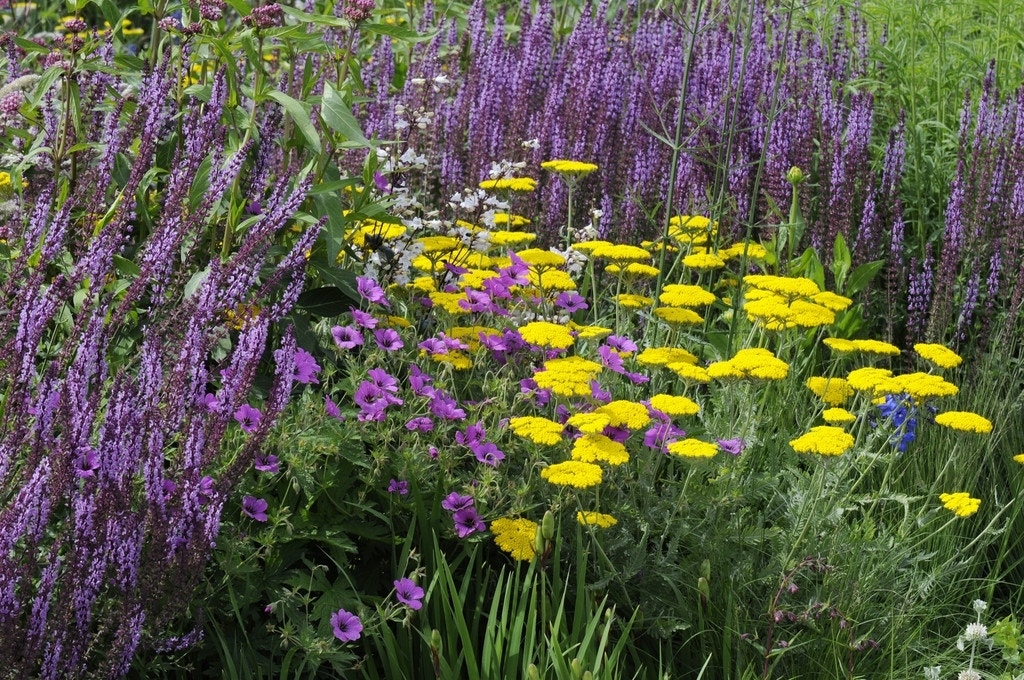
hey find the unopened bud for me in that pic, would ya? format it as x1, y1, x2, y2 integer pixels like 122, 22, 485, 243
430, 629, 442, 654
786, 166, 805, 186
570, 658, 584, 679
527, 664, 541, 680
542, 509, 555, 540
700, 559, 711, 582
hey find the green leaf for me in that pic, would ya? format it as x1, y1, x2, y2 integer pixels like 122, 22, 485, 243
831, 232, 851, 290
846, 259, 885, 296
295, 286, 355, 318
362, 22, 433, 42
321, 82, 370, 148
266, 89, 322, 154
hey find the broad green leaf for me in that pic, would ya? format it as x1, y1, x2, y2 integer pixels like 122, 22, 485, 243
362, 22, 433, 42
266, 89, 322, 154
321, 82, 370, 148
847, 259, 885, 296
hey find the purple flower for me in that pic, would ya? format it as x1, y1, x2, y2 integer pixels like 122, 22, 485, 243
331, 609, 363, 642
598, 345, 625, 373
716, 438, 746, 455
452, 506, 486, 538
367, 368, 401, 395
388, 479, 409, 495
351, 309, 379, 330
405, 416, 434, 432
332, 325, 364, 350
373, 327, 404, 351
242, 495, 269, 522
456, 422, 486, 447
606, 335, 638, 353
254, 454, 279, 473
644, 422, 687, 453
202, 392, 221, 412
442, 492, 475, 513
555, 291, 589, 312
394, 577, 424, 610
589, 380, 611, 403
198, 476, 216, 501
325, 396, 345, 420
234, 404, 262, 433
356, 276, 390, 307
292, 348, 321, 384
418, 337, 448, 354
373, 171, 391, 193
428, 391, 466, 420
625, 371, 649, 385
409, 364, 434, 396
470, 441, 505, 466
75, 446, 100, 478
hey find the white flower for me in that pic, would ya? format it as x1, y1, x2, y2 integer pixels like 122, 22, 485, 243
521, 138, 540, 149
957, 670, 981, 680
972, 599, 988, 615
964, 622, 988, 642
923, 667, 941, 680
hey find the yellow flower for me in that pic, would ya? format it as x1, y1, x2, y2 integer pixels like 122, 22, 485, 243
568, 323, 613, 341
479, 177, 537, 192
846, 367, 894, 392
417, 235, 462, 253
683, 252, 726, 270
529, 269, 577, 291
812, 291, 853, 312
806, 376, 854, 406
491, 518, 538, 561
595, 400, 651, 429
1014, 453, 1024, 464
659, 284, 716, 307
614, 293, 654, 308
428, 291, 471, 315
721, 241, 767, 260
824, 338, 900, 356
636, 346, 698, 367
939, 492, 981, 517
654, 307, 704, 325
540, 460, 603, 488
572, 434, 629, 466
577, 511, 617, 528
648, 394, 700, 417
519, 321, 576, 349
914, 343, 963, 369
668, 214, 716, 235
508, 416, 564, 445
873, 372, 958, 400
431, 351, 473, 370
591, 243, 652, 262
934, 411, 993, 434
491, 212, 532, 228
667, 438, 718, 459
605, 262, 660, 277
668, 362, 711, 383
789, 426, 855, 456
744, 274, 821, 298
541, 159, 598, 176
822, 407, 856, 424
490, 231, 537, 247
571, 240, 614, 254
709, 348, 789, 381
534, 356, 603, 397
566, 412, 612, 434
516, 248, 566, 268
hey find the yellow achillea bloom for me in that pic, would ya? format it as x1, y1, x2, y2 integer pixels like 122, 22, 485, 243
605, 262, 661, 277
571, 240, 614, 254
1014, 453, 1024, 464
568, 322, 613, 341
577, 511, 617, 528
669, 214, 716, 234
417, 235, 462, 253
430, 351, 473, 370
492, 213, 532, 228
566, 412, 612, 434
648, 394, 700, 417
934, 411, 993, 434
683, 252, 726, 270
708, 348, 790, 381
721, 242, 768, 260
591, 243, 652, 261
572, 434, 629, 465
516, 248, 566, 267
659, 284, 716, 307
508, 416, 564, 445
614, 293, 654, 308
479, 177, 537, 192
806, 376, 855, 406
490, 518, 538, 561
529, 268, 577, 291
637, 347, 698, 366
541, 159, 599, 175
824, 338, 901, 356
789, 426, 855, 455
812, 291, 853, 312
458, 269, 501, 290
534, 357, 603, 397
744, 274, 821, 298
595, 400, 651, 429
914, 343, 963, 369
519, 321, 576, 349
489, 230, 537, 247
540, 460, 603, 487
822, 408, 856, 424
667, 439, 718, 459
846, 367, 894, 392
669, 362, 711, 383
429, 291, 471, 315
939, 492, 981, 517
873, 372, 958, 400
654, 307, 704, 325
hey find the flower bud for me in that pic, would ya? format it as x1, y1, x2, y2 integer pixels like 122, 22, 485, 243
542, 509, 555, 540
570, 658, 584, 678
786, 166, 805, 185
430, 628, 442, 654
527, 664, 541, 680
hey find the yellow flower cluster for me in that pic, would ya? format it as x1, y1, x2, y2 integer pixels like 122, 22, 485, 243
824, 338, 901, 356
668, 215, 717, 241
508, 416, 564, 445
540, 460, 603, 488
653, 307, 704, 325
659, 284, 717, 308
577, 511, 618, 528
594, 400, 651, 429
614, 293, 654, 308
519, 321, 576, 349
572, 434, 630, 466
872, 372, 958, 400
490, 230, 537, 247
605, 262, 660, 277
667, 439, 718, 459
566, 412, 611, 433
648, 393, 700, 417
636, 346, 698, 367
479, 177, 538, 192
822, 407, 856, 424
492, 213, 532, 228
846, 367, 893, 392
934, 411, 993, 434
789, 426, 855, 456
914, 343, 963, 369
939, 492, 981, 517
805, 376, 855, 406
683, 252, 726, 270
515, 248, 566, 268
590, 243, 652, 262
490, 518, 538, 561
533, 356, 603, 397
540, 159, 599, 175
707, 348, 790, 381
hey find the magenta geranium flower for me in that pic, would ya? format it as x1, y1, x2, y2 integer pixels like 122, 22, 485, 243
356, 276, 390, 307
394, 577, 424, 610
373, 327, 404, 351
388, 479, 409, 495
351, 309, 379, 329
292, 348, 321, 384
452, 506, 485, 538
242, 495, 269, 522
234, 404, 262, 433
254, 454, 279, 473
331, 609, 363, 642
331, 325, 364, 350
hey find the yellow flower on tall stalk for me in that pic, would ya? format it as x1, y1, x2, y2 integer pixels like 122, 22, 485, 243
614, 293, 653, 308
606, 262, 660, 277
914, 343, 963, 369
566, 412, 612, 434
939, 492, 981, 517
508, 416, 565, 445
519, 321, 575, 349
516, 248, 567, 268
540, 460, 603, 488
479, 177, 537, 192
822, 408, 856, 424
541, 159, 599, 175
659, 284, 716, 307
806, 376, 855, 406
934, 411, 993, 434
667, 439, 718, 459
873, 372, 958, 400
846, 367, 894, 392
744, 274, 821, 298
491, 518, 538, 561
824, 338, 900, 356
789, 426, 855, 456
534, 356, 603, 397
648, 394, 700, 417
577, 511, 617, 528
636, 346, 698, 367
590, 243, 652, 262
595, 400, 651, 429
669, 362, 711, 383
683, 252, 726, 270
654, 307, 704, 325
571, 434, 629, 466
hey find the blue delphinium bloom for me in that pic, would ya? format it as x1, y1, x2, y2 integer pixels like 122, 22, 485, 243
876, 394, 918, 452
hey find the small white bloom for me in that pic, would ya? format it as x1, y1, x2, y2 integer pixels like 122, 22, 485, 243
432, 74, 450, 86
957, 670, 981, 680
972, 599, 988, 615
964, 622, 988, 642
923, 667, 941, 680
410, 77, 426, 86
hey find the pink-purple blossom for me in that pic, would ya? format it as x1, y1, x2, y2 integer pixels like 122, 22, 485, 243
452, 506, 485, 538
332, 325, 364, 349
292, 348, 321, 384
394, 577, 425, 610
234, 404, 262, 433
331, 609, 363, 642
242, 495, 269, 522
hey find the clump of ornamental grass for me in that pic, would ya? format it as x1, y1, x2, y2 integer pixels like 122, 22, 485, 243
0, 24, 321, 678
